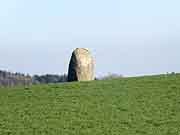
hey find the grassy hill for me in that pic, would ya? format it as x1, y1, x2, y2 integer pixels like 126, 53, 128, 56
0, 74, 180, 135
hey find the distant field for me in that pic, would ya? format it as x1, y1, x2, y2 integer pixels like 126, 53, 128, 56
0, 74, 180, 135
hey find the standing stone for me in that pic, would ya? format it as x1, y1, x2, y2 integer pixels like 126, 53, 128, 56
68, 48, 94, 82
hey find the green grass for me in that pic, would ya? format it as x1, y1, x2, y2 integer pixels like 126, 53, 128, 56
0, 74, 180, 135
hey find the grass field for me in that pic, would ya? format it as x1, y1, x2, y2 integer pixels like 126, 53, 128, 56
0, 74, 180, 135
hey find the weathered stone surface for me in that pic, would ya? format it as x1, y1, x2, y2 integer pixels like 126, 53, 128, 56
68, 48, 94, 82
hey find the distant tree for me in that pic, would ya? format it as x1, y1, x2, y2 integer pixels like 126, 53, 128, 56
97, 73, 123, 80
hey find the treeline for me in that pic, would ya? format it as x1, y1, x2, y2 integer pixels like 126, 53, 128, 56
0, 70, 32, 87
0, 70, 123, 87
0, 70, 68, 87
32, 74, 67, 84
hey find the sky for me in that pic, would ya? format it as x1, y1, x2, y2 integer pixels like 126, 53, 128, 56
0, 0, 180, 77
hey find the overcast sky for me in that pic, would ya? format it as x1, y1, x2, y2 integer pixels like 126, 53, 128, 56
0, 0, 180, 77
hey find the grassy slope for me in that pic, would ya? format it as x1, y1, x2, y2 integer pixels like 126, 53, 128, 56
0, 74, 180, 135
